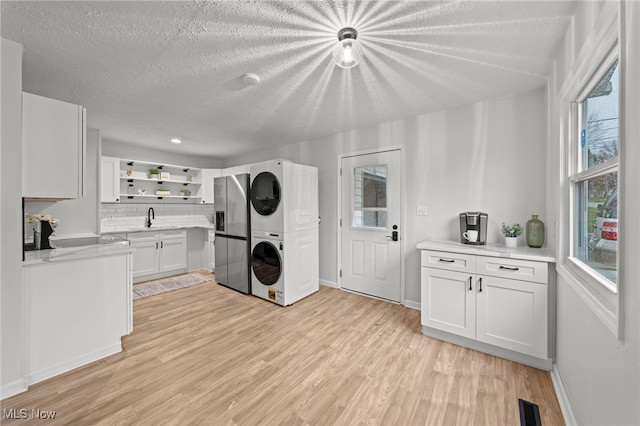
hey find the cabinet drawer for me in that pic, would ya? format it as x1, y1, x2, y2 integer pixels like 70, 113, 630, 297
477, 256, 547, 284
126, 231, 156, 242
421, 250, 476, 273
159, 229, 186, 240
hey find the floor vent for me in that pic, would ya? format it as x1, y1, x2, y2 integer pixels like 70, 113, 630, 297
519, 399, 542, 426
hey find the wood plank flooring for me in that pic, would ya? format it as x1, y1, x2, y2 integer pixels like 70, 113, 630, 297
1, 271, 564, 425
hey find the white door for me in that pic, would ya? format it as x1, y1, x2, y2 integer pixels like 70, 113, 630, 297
340, 150, 402, 302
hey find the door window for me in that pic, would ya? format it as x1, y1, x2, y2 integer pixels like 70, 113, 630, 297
251, 242, 281, 285
251, 172, 281, 216
353, 165, 387, 228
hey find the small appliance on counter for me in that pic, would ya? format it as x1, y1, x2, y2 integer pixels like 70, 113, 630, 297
459, 211, 488, 245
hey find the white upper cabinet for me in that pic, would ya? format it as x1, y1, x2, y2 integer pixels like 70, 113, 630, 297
100, 156, 120, 203
22, 92, 86, 199
200, 168, 222, 204
221, 165, 250, 177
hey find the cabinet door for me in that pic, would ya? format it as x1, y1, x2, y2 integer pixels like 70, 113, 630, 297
421, 268, 475, 339
100, 156, 120, 202
129, 240, 159, 278
476, 275, 547, 359
159, 236, 187, 273
200, 168, 221, 203
22, 92, 85, 199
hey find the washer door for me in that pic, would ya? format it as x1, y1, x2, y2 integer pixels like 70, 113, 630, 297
251, 172, 281, 216
251, 241, 282, 286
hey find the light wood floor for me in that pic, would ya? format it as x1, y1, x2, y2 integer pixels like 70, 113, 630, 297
1, 271, 564, 425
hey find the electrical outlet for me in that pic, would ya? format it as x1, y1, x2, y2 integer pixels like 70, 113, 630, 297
417, 206, 428, 216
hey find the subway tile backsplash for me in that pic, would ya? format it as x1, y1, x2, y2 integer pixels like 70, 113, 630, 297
100, 202, 214, 232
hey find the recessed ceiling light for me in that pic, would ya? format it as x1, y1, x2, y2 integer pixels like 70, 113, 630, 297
241, 73, 260, 86
170, 138, 182, 144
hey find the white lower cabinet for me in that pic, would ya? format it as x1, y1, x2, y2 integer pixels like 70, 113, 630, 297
421, 249, 550, 365
128, 230, 186, 282
475, 275, 547, 358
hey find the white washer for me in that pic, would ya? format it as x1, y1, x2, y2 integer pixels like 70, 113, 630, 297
251, 230, 319, 306
249, 160, 318, 234
251, 231, 285, 305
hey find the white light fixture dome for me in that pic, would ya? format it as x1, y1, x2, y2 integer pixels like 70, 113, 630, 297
333, 27, 363, 69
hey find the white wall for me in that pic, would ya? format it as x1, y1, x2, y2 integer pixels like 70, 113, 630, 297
1, 38, 26, 398
225, 88, 548, 304
102, 139, 222, 169
549, 2, 640, 425
24, 129, 101, 238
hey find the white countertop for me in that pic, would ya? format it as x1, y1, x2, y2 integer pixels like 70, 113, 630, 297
416, 239, 556, 263
24, 240, 134, 266
101, 224, 216, 234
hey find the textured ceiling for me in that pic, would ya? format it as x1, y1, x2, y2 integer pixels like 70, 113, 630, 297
1, 1, 576, 159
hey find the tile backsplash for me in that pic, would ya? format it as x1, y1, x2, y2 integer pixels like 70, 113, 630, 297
100, 202, 214, 232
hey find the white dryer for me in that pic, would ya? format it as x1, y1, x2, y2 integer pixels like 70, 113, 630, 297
249, 160, 318, 234
250, 230, 319, 306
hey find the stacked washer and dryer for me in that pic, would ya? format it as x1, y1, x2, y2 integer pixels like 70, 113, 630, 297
249, 159, 319, 306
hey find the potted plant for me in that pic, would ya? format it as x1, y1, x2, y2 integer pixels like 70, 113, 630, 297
501, 222, 523, 248
149, 168, 159, 179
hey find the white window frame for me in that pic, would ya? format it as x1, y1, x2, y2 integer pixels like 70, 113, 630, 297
557, 2, 622, 337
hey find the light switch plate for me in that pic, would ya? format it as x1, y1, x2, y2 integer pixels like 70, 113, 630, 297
417, 206, 428, 216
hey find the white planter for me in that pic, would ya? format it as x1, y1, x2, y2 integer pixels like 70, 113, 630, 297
505, 236, 518, 248
150, 173, 159, 180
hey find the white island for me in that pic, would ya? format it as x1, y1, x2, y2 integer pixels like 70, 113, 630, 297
22, 239, 134, 385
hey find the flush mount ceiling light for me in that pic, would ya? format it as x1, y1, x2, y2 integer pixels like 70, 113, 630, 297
170, 138, 182, 144
333, 27, 363, 69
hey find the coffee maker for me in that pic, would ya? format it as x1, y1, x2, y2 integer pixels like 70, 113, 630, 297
459, 212, 488, 245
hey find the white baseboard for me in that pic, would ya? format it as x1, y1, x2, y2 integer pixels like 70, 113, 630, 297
24, 342, 122, 386
550, 364, 577, 426
1, 379, 27, 400
319, 279, 338, 288
403, 299, 420, 310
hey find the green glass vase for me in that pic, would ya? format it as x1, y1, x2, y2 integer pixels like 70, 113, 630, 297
526, 215, 545, 248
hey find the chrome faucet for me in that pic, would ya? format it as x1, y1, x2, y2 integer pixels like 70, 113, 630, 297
146, 207, 155, 228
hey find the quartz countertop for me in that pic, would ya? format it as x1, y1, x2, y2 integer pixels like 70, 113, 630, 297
416, 239, 556, 263
100, 224, 215, 234
24, 237, 134, 266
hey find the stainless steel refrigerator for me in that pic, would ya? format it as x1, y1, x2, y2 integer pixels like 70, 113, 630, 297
214, 174, 251, 294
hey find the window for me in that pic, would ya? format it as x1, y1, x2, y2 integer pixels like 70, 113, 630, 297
570, 60, 619, 292
353, 165, 387, 228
